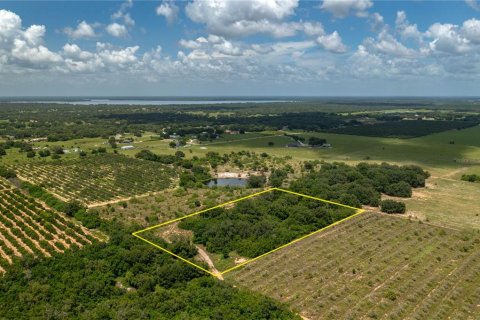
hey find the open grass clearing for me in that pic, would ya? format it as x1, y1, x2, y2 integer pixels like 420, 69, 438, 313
400, 177, 480, 230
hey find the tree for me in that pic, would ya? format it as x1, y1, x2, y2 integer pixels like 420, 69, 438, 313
384, 181, 412, 197
247, 175, 266, 188
0, 166, 16, 178
38, 149, 51, 157
380, 200, 406, 214
304, 162, 314, 170
26, 150, 36, 158
169, 141, 177, 148
0, 148, 6, 156
108, 137, 117, 149
175, 151, 185, 158
79, 151, 87, 157
52, 146, 64, 155
268, 141, 274, 146
74, 209, 102, 229
64, 200, 86, 217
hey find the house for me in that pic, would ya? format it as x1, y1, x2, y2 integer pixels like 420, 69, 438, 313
121, 145, 135, 150
29, 137, 48, 142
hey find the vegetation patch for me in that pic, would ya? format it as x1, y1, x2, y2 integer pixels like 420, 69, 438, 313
327, 120, 477, 138
0, 222, 298, 319
461, 173, 480, 183
134, 188, 361, 276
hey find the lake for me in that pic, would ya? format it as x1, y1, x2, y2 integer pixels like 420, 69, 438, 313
207, 178, 248, 187
8, 99, 290, 105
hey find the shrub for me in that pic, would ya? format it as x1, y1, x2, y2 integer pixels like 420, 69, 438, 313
461, 174, 480, 183
74, 209, 102, 229
385, 181, 412, 197
380, 200, 406, 214
247, 175, 266, 188
0, 166, 16, 178
64, 200, 86, 217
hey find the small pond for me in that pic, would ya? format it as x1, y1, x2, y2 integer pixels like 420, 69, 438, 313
207, 178, 248, 187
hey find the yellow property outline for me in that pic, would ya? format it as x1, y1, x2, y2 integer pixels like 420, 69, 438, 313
132, 187, 365, 278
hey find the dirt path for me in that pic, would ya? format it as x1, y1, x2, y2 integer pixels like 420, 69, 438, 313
196, 245, 223, 280
87, 189, 172, 208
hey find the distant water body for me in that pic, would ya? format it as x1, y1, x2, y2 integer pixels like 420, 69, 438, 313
9, 99, 291, 106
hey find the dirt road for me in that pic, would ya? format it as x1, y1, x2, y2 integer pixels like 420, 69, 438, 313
196, 245, 224, 280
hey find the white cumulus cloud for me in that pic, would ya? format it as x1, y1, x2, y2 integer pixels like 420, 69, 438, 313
395, 11, 422, 41
185, 0, 300, 38
316, 31, 347, 53
0, 10, 61, 69
106, 23, 128, 38
156, 1, 179, 24
427, 23, 471, 54
321, 0, 373, 18
462, 18, 480, 43
63, 21, 96, 39
112, 0, 135, 27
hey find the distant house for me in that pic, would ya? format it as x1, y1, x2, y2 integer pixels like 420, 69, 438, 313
225, 130, 239, 135
321, 143, 332, 148
29, 137, 48, 142
121, 145, 135, 150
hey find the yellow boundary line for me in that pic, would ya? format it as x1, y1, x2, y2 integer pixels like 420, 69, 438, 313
132, 187, 365, 278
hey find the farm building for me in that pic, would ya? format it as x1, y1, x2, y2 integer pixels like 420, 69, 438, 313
121, 145, 135, 150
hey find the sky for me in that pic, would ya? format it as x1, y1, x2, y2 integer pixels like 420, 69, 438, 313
0, 0, 479, 96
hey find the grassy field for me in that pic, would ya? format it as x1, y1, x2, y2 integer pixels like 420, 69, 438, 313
401, 177, 480, 230
190, 126, 480, 176
227, 212, 480, 320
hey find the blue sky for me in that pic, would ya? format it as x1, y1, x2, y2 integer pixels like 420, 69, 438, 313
0, 0, 480, 96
